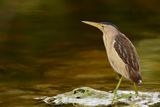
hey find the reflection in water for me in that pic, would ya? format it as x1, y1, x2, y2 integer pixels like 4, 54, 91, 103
0, 0, 160, 107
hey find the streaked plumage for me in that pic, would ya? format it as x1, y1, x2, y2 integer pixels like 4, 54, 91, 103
114, 33, 141, 84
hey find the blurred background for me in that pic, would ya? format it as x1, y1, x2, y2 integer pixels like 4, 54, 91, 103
0, 0, 160, 106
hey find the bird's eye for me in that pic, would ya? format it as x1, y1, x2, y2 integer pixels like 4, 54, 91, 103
102, 25, 104, 29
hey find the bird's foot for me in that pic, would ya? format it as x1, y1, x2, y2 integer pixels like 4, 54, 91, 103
112, 91, 138, 103
112, 90, 118, 103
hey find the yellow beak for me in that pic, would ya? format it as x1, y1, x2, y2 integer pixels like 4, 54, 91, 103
82, 21, 102, 29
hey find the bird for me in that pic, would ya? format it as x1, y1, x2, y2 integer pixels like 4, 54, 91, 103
82, 21, 142, 98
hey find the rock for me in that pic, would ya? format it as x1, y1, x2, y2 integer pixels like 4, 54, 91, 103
35, 87, 160, 107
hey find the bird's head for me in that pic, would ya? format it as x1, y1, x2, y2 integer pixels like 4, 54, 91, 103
82, 21, 119, 35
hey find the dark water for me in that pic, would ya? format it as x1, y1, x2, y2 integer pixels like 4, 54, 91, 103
0, 0, 160, 107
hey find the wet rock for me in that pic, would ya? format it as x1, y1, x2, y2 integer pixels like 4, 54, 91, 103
35, 87, 160, 107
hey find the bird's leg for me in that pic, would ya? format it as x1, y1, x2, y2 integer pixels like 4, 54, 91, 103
133, 83, 139, 96
113, 76, 123, 100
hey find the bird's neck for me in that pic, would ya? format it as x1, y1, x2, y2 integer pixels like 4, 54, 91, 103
102, 30, 118, 44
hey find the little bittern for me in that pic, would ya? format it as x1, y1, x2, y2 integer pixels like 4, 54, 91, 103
82, 21, 142, 98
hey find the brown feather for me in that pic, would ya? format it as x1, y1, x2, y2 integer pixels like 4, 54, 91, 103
114, 33, 142, 84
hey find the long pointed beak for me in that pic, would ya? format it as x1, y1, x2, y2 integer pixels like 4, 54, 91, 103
82, 21, 102, 29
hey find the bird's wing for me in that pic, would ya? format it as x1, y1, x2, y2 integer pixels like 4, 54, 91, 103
114, 33, 141, 84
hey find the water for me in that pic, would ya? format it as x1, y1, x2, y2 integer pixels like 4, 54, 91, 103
0, 0, 160, 107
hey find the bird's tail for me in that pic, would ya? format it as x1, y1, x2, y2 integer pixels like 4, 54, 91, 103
130, 72, 142, 85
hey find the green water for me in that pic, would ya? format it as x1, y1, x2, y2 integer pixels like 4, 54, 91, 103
0, 0, 160, 107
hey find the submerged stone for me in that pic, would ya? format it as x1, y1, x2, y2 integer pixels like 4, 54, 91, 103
35, 87, 160, 107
